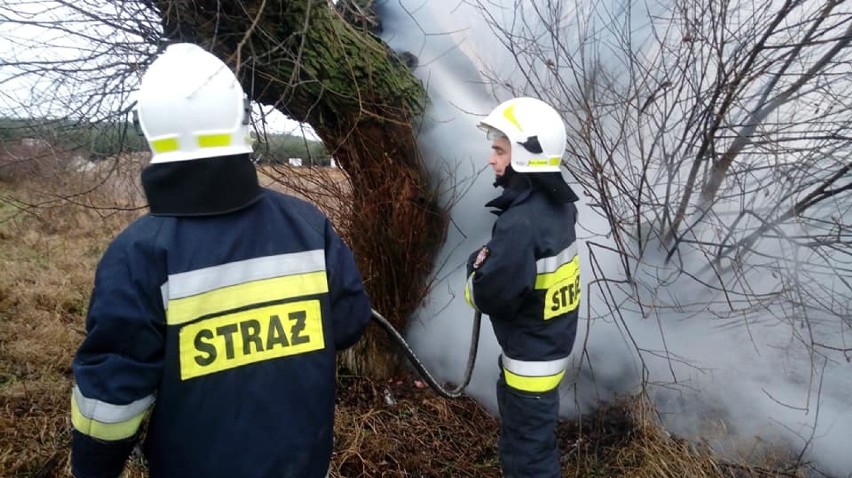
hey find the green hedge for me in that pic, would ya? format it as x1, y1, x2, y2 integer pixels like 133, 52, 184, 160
0, 117, 329, 164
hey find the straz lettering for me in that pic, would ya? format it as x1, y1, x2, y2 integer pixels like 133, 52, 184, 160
538, 256, 581, 320
547, 274, 581, 318
179, 300, 324, 380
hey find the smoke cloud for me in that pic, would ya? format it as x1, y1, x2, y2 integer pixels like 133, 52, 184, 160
378, 1, 852, 476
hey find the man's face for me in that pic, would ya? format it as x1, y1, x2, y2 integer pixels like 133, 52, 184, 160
489, 136, 512, 177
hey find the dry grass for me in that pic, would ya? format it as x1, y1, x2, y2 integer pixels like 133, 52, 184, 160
0, 155, 812, 477
330, 375, 501, 477
327, 377, 808, 477
0, 157, 148, 477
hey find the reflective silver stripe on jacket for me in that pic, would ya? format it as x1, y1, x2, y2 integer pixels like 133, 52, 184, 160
535, 242, 578, 274
160, 249, 326, 308
73, 385, 155, 423
501, 354, 570, 377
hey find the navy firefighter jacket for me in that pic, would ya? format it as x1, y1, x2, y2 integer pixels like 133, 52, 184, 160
465, 172, 580, 362
70, 154, 372, 478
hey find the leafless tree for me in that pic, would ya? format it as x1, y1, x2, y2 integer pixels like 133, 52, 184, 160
0, 0, 449, 379
471, 0, 852, 362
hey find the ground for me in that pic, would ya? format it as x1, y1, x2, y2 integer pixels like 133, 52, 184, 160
0, 153, 816, 477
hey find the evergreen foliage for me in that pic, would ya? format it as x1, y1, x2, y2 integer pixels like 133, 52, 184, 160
0, 117, 328, 164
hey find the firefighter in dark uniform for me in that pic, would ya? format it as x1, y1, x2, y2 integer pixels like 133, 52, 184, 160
465, 97, 580, 478
70, 43, 372, 478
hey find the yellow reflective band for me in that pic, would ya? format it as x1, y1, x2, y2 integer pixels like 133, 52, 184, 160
198, 133, 232, 148
167, 271, 328, 325
526, 157, 562, 168
71, 395, 147, 441
165, 251, 326, 302
464, 272, 479, 311
504, 368, 565, 393
73, 386, 153, 423
502, 104, 523, 132
151, 137, 179, 153
535, 255, 579, 289
535, 255, 580, 319
179, 299, 325, 380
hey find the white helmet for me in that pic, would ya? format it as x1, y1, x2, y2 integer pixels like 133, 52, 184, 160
134, 43, 253, 164
478, 97, 566, 173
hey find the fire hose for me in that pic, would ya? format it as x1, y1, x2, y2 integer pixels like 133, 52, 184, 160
370, 309, 482, 399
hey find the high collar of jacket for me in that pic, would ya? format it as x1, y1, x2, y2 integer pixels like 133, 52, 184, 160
485, 168, 531, 213
141, 154, 263, 217
485, 168, 579, 214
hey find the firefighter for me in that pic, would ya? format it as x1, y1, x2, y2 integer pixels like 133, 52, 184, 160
465, 97, 580, 477
70, 43, 372, 478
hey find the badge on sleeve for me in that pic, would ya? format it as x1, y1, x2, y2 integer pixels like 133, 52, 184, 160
473, 246, 490, 269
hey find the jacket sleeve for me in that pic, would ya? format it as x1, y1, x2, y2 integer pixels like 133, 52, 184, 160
71, 232, 165, 478
325, 221, 372, 350
466, 215, 536, 318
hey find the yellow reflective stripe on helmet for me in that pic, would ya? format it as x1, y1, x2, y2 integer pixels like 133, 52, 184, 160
526, 157, 562, 168
502, 103, 523, 132
198, 133, 232, 148
151, 137, 179, 153
502, 355, 569, 392
71, 392, 149, 441
167, 271, 328, 325
150, 134, 236, 154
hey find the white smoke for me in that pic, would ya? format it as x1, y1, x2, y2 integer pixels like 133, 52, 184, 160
378, 1, 852, 476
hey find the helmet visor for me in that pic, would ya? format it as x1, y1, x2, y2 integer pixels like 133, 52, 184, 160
479, 124, 507, 140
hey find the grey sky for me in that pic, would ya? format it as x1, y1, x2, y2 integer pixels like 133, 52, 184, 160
0, 0, 315, 137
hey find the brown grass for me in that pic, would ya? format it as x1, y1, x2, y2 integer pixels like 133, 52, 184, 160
0, 157, 147, 477
0, 156, 811, 477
